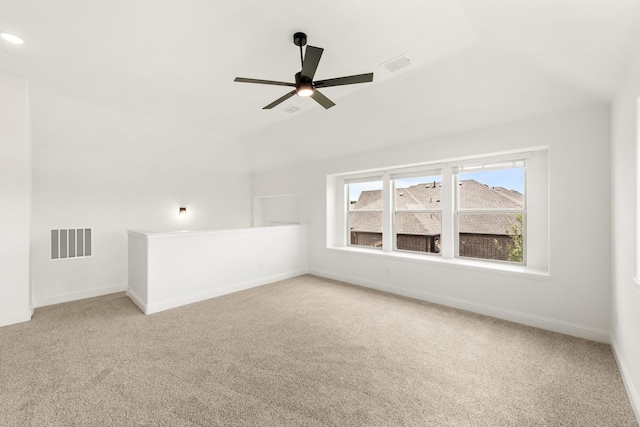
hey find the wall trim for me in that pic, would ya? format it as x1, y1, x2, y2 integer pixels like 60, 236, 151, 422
34, 283, 128, 308
0, 309, 32, 328
309, 268, 610, 343
612, 338, 640, 424
326, 247, 550, 281
126, 288, 147, 314
144, 269, 308, 315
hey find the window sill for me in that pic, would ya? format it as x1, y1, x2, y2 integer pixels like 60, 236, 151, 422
327, 246, 550, 281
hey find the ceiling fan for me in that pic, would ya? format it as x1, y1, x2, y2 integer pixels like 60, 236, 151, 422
234, 32, 374, 110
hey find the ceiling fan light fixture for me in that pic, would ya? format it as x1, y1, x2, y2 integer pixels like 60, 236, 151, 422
296, 83, 314, 97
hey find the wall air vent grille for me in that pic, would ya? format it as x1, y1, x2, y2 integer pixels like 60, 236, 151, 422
51, 228, 92, 260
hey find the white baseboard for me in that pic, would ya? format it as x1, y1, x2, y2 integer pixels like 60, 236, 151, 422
309, 268, 610, 343
612, 339, 640, 424
34, 283, 128, 308
145, 269, 308, 315
0, 309, 32, 328
126, 288, 148, 314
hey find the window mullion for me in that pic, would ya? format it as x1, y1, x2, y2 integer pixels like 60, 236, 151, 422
457, 209, 525, 215
440, 166, 454, 259
382, 173, 392, 252
395, 209, 442, 213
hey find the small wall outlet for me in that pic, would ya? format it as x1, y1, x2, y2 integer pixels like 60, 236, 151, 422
386, 266, 391, 275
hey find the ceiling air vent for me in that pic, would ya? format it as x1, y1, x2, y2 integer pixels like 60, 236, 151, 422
283, 105, 301, 114
381, 55, 411, 72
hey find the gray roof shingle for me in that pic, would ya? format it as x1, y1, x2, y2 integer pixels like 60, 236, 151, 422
349, 180, 523, 236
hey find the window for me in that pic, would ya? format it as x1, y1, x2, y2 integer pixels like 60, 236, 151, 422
328, 149, 549, 273
455, 162, 525, 263
347, 177, 383, 249
392, 169, 442, 254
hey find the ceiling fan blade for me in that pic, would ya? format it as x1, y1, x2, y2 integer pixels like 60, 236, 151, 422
314, 73, 374, 88
310, 89, 335, 109
263, 90, 297, 109
301, 46, 323, 80
235, 77, 295, 87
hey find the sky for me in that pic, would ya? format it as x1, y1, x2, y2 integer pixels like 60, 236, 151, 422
348, 168, 524, 202
457, 168, 524, 192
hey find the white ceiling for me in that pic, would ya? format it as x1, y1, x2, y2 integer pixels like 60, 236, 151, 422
1, 0, 639, 172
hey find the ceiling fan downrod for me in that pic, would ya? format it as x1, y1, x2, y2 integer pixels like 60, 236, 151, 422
293, 32, 307, 69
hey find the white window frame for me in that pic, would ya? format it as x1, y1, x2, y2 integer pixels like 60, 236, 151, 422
346, 175, 384, 250
327, 148, 549, 277
391, 168, 443, 256
452, 159, 527, 264
634, 99, 640, 291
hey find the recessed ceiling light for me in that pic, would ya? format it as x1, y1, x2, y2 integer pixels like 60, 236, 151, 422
0, 32, 24, 45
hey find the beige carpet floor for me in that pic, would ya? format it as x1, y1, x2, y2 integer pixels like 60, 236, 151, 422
0, 275, 636, 426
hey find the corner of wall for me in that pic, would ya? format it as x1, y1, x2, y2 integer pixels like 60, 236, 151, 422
612, 338, 640, 424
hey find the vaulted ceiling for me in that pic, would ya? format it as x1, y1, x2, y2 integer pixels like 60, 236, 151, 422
1, 0, 639, 172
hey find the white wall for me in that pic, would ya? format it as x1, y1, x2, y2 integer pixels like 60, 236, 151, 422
253, 105, 612, 342
29, 89, 254, 307
0, 72, 32, 326
253, 194, 301, 226
611, 47, 640, 420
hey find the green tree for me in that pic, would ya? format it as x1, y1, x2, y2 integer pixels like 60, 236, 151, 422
505, 213, 523, 262
494, 213, 523, 262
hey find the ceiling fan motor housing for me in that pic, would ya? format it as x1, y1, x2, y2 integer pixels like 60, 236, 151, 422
295, 72, 312, 86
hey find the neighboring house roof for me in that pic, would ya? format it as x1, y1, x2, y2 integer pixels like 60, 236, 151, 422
492, 187, 524, 205
458, 181, 523, 210
352, 188, 384, 210
349, 180, 523, 236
